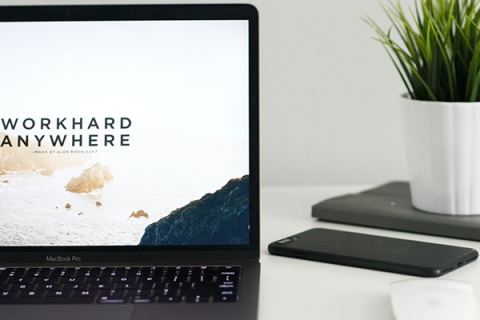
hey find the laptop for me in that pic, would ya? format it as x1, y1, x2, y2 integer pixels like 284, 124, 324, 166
0, 4, 260, 320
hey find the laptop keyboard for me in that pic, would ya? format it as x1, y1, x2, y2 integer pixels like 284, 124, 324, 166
0, 266, 240, 304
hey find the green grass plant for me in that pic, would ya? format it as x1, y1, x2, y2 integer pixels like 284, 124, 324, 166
368, 0, 480, 101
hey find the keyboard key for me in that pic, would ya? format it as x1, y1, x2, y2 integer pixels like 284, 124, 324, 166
18, 290, 43, 298
72, 290, 97, 297
63, 283, 89, 290
89, 283, 112, 290
10, 284, 35, 291
0, 291, 15, 298
213, 294, 237, 302
45, 290, 72, 297
84, 268, 102, 277
33, 277, 57, 284
132, 295, 155, 303
9, 277, 31, 284
36, 284, 62, 291
98, 295, 127, 304
157, 295, 181, 303
184, 294, 210, 303
85, 277, 103, 284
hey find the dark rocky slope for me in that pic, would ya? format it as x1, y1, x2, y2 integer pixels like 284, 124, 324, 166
139, 175, 249, 246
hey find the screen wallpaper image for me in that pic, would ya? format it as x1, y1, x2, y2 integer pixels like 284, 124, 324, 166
0, 20, 250, 246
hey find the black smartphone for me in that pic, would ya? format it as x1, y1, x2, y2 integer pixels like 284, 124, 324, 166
268, 228, 478, 277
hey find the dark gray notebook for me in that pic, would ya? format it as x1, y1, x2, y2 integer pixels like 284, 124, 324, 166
312, 182, 480, 241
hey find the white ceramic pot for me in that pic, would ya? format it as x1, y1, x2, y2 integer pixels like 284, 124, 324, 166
402, 94, 480, 215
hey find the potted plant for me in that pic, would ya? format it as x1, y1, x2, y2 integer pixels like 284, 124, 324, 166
368, 0, 480, 214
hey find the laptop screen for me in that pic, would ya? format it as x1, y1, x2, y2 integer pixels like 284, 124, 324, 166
0, 5, 258, 251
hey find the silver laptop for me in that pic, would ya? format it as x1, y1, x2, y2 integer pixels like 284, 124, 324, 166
0, 4, 260, 320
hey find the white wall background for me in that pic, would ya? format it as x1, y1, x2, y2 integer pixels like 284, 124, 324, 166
0, 0, 415, 186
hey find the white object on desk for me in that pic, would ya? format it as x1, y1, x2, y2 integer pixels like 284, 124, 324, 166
390, 278, 475, 320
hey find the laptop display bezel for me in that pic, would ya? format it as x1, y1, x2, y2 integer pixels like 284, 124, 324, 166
0, 4, 260, 264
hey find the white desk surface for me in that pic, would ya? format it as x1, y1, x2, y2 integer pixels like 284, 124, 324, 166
258, 185, 480, 320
